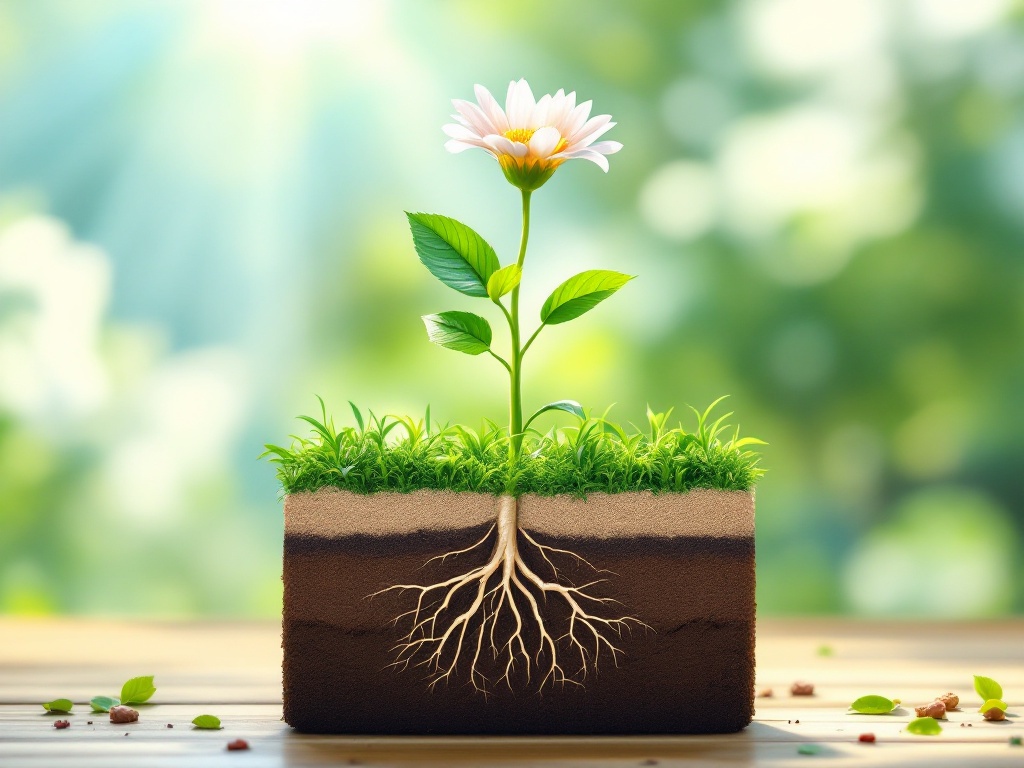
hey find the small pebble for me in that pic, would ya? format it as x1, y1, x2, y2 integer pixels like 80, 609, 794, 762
167, 724, 173, 728
791, 681, 815, 696
915, 700, 946, 719
227, 739, 250, 751
858, 733, 876, 743
938, 692, 959, 710
109, 705, 139, 724
757, 687, 773, 698
795, 720, 801, 724
53, 720, 70, 729
984, 707, 1006, 722
86, 721, 93, 725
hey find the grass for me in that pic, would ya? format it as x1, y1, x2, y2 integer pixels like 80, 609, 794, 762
264, 397, 765, 497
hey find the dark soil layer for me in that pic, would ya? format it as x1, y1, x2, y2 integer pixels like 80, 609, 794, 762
282, 526, 755, 734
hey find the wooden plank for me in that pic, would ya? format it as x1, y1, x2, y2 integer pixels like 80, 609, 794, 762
0, 618, 1022, 767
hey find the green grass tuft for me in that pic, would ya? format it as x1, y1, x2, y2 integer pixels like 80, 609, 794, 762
264, 397, 765, 497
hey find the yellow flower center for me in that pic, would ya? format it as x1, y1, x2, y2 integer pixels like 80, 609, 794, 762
503, 127, 534, 144
503, 127, 569, 155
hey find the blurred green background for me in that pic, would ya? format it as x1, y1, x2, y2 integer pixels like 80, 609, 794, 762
1, 0, 1022, 618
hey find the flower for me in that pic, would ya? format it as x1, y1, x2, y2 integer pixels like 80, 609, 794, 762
443, 79, 623, 191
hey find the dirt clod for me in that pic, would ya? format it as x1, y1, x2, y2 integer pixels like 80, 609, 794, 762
938, 692, 959, 710
109, 705, 139, 724
983, 707, 1006, 722
858, 733, 876, 743
914, 700, 946, 719
757, 687, 773, 698
167, 723, 173, 728
790, 681, 814, 696
227, 739, 250, 751
53, 720, 70, 729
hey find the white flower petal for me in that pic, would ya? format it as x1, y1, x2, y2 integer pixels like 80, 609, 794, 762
547, 90, 576, 134
483, 134, 528, 157
585, 140, 623, 155
532, 93, 552, 128
550, 147, 611, 172
528, 126, 562, 158
442, 123, 481, 141
452, 99, 494, 136
505, 78, 536, 129
474, 84, 509, 133
563, 100, 593, 139
445, 139, 496, 157
569, 114, 612, 146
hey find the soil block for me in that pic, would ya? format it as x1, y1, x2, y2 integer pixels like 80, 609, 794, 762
283, 489, 755, 734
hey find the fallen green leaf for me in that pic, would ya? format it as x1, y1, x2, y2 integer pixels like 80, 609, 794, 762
850, 695, 896, 714
42, 699, 73, 714
974, 675, 1003, 702
979, 699, 1008, 713
120, 676, 156, 705
906, 717, 942, 736
797, 743, 821, 755
192, 714, 222, 729
89, 696, 120, 713
817, 644, 834, 657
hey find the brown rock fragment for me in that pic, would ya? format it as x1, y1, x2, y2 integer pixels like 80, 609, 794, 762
983, 707, 1006, 722
937, 692, 959, 710
227, 738, 250, 751
790, 681, 814, 696
53, 720, 70, 729
914, 701, 946, 719
858, 733, 875, 743
757, 687, 773, 698
109, 705, 139, 724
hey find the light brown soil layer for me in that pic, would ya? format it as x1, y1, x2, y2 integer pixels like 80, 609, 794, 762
286, 489, 754, 538
282, 490, 755, 734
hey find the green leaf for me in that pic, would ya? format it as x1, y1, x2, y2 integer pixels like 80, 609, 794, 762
42, 699, 73, 713
348, 401, 364, 432
796, 744, 821, 755
540, 270, 633, 325
849, 695, 896, 714
906, 717, 942, 735
422, 312, 492, 355
974, 675, 1003, 701
406, 212, 499, 297
191, 714, 222, 729
89, 696, 119, 713
524, 400, 586, 431
120, 676, 156, 705
486, 264, 522, 302
979, 698, 1008, 713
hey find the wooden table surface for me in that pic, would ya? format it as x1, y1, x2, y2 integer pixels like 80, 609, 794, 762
1, 617, 1022, 766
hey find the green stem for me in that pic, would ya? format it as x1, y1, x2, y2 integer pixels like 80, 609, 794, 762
508, 189, 532, 457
